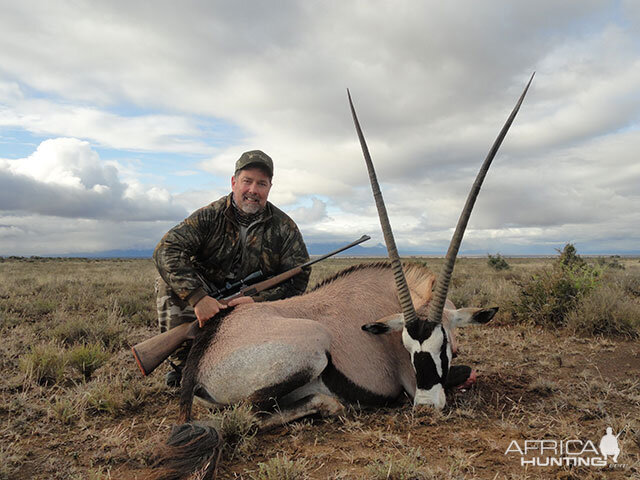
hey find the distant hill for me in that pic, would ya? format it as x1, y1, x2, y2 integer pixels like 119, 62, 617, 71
307, 242, 388, 256
50, 249, 155, 258
47, 242, 390, 259
10, 244, 640, 259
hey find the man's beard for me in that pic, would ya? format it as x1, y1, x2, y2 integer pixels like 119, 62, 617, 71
240, 202, 262, 214
239, 194, 264, 214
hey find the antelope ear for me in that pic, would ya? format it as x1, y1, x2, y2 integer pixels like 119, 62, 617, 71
472, 307, 498, 324
447, 307, 499, 328
361, 313, 404, 335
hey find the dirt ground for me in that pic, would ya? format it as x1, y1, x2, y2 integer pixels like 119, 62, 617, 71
1, 258, 639, 480
115, 327, 640, 480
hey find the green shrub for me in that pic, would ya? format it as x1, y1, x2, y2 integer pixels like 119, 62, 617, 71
67, 343, 110, 381
513, 245, 602, 328
557, 243, 585, 269
487, 253, 510, 271
28, 298, 58, 317
19, 343, 67, 385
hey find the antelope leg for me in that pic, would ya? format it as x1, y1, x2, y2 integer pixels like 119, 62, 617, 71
258, 393, 344, 431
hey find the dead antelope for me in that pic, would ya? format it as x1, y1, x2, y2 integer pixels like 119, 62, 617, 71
150, 76, 533, 479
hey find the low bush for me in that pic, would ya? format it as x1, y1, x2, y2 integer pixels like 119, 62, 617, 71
566, 283, 640, 338
67, 343, 111, 381
616, 271, 640, 297
487, 253, 510, 271
19, 342, 67, 385
513, 245, 602, 328
49, 396, 79, 425
557, 243, 585, 269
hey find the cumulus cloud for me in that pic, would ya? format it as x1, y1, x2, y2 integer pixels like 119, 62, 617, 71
287, 198, 330, 225
0, 138, 188, 221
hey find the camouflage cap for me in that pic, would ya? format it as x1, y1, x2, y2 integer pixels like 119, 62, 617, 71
235, 150, 274, 178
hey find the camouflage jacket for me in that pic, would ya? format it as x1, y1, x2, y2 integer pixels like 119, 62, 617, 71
154, 194, 310, 306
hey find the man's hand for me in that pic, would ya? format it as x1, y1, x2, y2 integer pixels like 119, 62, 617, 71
194, 296, 227, 328
227, 296, 254, 307
194, 295, 255, 327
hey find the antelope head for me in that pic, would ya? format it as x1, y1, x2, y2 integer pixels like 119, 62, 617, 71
348, 75, 533, 409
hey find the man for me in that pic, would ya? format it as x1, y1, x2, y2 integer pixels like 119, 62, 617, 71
153, 150, 310, 387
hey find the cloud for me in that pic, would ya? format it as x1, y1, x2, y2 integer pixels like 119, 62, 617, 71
0, 214, 176, 256
0, 1, 639, 254
287, 198, 329, 225
0, 96, 229, 154
0, 138, 188, 221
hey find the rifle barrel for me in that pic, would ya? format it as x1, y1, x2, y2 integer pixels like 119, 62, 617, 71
301, 234, 370, 269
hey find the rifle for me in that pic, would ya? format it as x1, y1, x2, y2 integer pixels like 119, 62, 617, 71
132, 234, 371, 376
195, 269, 264, 299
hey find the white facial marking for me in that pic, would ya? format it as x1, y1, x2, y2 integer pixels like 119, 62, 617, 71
403, 326, 450, 380
420, 326, 444, 353
401, 328, 421, 353
414, 384, 445, 409
402, 325, 445, 355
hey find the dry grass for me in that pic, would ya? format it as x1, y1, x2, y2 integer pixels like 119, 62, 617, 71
1, 256, 639, 479
250, 454, 310, 480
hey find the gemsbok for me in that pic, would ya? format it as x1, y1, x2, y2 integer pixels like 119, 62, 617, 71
149, 75, 534, 480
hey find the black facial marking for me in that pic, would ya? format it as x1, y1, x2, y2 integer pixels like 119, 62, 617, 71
362, 322, 390, 334
413, 352, 441, 390
439, 325, 449, 381
413, 326, 450, 391
405, 319, 436, 342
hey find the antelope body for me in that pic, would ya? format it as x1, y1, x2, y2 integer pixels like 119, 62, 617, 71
179, 262, 496, 424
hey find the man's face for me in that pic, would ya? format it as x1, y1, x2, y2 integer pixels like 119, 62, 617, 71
231, 167, 272, 214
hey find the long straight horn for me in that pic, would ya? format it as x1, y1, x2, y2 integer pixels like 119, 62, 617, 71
428, 73, 535, 324
348, 89, 418, 325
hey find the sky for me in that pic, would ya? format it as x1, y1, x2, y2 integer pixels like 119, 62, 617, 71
1, 0, 639, 256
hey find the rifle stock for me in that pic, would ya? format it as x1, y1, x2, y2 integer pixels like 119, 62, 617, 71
132, 322, 199, 376
131, 235, 370, 376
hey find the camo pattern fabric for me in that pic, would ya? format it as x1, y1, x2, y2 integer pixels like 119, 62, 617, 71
155, 276, 195, 362
153, 193, 310, 312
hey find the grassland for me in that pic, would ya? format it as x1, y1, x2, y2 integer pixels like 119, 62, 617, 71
0, 255, 639, 479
